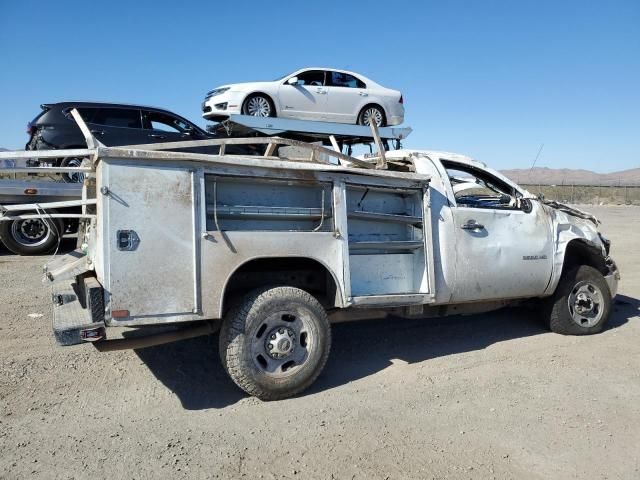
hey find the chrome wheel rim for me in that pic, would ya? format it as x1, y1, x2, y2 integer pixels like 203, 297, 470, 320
246, 96, 271, 117
568, 281, 604, 328
362, 107, 383, 126
63, 157, 85, 183
10, 218, 50, 247
250, 309, 314, 377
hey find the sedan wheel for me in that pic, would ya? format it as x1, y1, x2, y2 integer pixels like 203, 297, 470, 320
243, 95, 274, 118
358, 106, 385, 127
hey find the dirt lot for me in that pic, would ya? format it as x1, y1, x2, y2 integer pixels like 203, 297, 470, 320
1, 205, 639, 479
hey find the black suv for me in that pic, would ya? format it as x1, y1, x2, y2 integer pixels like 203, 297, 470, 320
27, 102, 212, 180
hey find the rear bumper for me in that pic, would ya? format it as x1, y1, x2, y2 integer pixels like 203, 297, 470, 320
604, 256, 620, 298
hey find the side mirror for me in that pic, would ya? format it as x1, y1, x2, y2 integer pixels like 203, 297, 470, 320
287, 76, 299, 85
519, 198, 533, 213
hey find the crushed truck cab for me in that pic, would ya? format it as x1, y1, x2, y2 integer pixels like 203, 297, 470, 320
0, 112, 620, 400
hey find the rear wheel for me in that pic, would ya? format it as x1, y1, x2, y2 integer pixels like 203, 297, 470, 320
546, 265, 612, 335
0, 210, 63, 255
60, 156, 86, 184
357, 105, 386, 127
242, 94, 275, 118
219, 286, 331, 400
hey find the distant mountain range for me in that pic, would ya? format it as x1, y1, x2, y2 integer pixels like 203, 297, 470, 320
501, 167, 640, 186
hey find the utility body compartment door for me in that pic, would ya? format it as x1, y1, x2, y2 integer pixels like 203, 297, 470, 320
101, 161, 199, 322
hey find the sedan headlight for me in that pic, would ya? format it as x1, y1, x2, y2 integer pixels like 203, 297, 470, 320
205, 87, 230, 99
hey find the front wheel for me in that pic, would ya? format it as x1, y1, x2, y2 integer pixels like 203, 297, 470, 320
242, 94, 275, 118
0, 210, 64, 255
219, 286, 331, 400
546, 265, 612, 335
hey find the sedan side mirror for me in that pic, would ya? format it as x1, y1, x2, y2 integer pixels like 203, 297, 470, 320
287, 76, 299, 85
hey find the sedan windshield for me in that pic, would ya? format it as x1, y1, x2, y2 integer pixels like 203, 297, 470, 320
273, 72, 293, 81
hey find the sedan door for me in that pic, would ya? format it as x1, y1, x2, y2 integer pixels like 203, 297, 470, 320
441, 161, 554, 302
276, 70, 328, 120
324, 71, 367, 123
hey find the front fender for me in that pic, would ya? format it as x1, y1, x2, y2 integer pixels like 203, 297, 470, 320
544, 205, 609, 295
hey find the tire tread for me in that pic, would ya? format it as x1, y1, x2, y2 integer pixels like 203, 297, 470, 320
219, 286, 331, 400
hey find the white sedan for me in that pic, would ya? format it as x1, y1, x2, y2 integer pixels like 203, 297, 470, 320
202, 68, 404, 127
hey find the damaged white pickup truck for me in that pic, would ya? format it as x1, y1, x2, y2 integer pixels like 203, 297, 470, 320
0, 113, 620, 400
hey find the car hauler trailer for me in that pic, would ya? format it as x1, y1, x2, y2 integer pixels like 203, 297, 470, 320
0, 110, 619, 400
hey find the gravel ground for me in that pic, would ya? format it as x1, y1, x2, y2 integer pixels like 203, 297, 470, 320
1, 205, 639, 479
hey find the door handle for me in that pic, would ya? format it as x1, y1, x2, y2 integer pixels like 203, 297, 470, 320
90, 129, 105, 135
359, 92, 368, 96
316, 89, 327, 94
148, 134, 165, 139
461, 220, 485, 230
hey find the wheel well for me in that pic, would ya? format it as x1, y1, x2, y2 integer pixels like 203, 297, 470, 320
563, 239, 607, 276
243, 92, 277, 114
222, 257, 340, 313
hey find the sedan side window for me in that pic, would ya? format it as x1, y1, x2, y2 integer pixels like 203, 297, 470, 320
91, 108, 142, 129
328, 71, 366, 88
294, 70, 325, 86
442, 161, 518, 210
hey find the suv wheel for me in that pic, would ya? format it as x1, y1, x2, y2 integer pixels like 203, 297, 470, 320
60, 157, 86, 183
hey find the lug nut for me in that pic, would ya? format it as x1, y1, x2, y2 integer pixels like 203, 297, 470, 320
271, 334, 276, 340
279, 328, 284, 334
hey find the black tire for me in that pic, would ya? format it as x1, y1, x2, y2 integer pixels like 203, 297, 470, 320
0, 210, 63, 255
546, 265, 612, 335
357, 104, 386, 127
241, 94, 276, 118
219, 286, 331, 400
60, 156, 86, 184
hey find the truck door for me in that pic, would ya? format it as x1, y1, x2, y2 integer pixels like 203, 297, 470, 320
441, 160, 554, 302
103, 162, 199, 321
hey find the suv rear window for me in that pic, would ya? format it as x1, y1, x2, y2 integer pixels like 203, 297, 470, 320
72, 108, 99, 123
91, 108, 142, 129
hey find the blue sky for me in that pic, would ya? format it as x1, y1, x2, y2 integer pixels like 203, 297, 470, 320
1, 0, 638, 171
